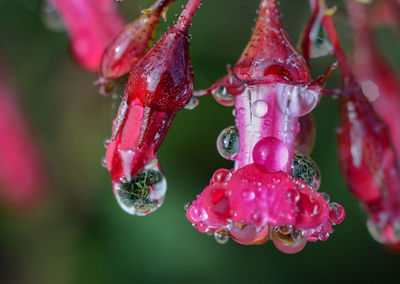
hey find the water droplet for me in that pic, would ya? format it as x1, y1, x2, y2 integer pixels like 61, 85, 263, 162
309, 15, 333, 59
272, 226, 307, 254
184, 96, 199, 110
217, 126, 240, 160
291, 153, 321, 190
232, 108, 237, 117
214, 232, 229, 244
329, 202, 345, 225
285, 189, 301, 204
276, 84, 319, 117
113, 161, 167, 216
212, 86, 235, 107
100, 156, 107, 168
241, 190, 255, 202
251, 100, 269, 118
252, 137, 289, 171
104, 138, 111, 148
41, 0, 65, 32
321, 192, 330, 203
184, 202, 190, 211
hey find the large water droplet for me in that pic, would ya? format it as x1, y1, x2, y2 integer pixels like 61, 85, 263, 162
309, 16, 333, 59
184, 96, 199, 110
329, 202, 345, 225
272, 226, 307, 254
212, 86, 235, 107
276, 84, 319, 117
113, 161, 167, 216
291, 153, 321, 190
252, 137, 289, 171
41, 0, 65, 32
251, 100, 269, 118
367, 218, 400, 244
217, 126, 240, 160
214, 232, 229, 244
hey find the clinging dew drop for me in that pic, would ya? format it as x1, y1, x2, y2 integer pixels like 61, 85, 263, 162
217, 126, 240, 160
291, 153, 321, 190
113, 160, 167, 216
212, 86, 236, 107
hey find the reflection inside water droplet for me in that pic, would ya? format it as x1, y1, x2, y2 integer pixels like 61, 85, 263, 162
291, 153, 321, 190
113, 160, 167, 216
212, 86, 236, 107
217, 126, 240, 160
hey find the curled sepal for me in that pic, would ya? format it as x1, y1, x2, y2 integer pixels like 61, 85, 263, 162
98, 0, 177, 87
48, 0, 124, 71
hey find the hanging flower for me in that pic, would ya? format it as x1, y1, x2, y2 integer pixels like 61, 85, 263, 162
186, 0, 344, 253
316, 0, 400, 245
105, 0, 202, 216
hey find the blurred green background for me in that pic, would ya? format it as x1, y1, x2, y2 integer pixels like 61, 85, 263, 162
1, 0, 400, 283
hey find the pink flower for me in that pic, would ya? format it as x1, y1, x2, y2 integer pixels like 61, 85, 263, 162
315, 0, 400, 245
98, 0, 177, 89
0, 61, 47, 210
105, 0, 202, 215
48, 0, 125, 71
186, 0, 344, 253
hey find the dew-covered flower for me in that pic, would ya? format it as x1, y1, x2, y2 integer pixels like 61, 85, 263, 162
47, 0, 125, 71
98, 0, 177, 90
0, 60, 47, 210
316, 0, 400, 245
186, 0, 344, 253
105, 0, 202, 216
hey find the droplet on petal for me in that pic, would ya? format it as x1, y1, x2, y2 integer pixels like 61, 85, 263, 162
214, 232, 229, 244
184, 96, 199, 110
212, 86, 236, 106
291, 153, 321, 190
328, 202, 345, 225
252, 137, 289, 171
276, 84, 319, 117
113, 161, 167, 216
251, 100, 269, 118
272, 226, 307, 254
217, 126, 240, 160
210, 168, 233, 184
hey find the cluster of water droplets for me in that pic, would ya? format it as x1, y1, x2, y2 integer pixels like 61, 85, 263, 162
113, 159, 167, 216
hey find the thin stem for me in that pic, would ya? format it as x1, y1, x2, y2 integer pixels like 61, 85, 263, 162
176, 0, 203, 31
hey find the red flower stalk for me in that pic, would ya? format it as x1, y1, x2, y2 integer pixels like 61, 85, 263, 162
98, 0, 177, 89
0, 61, 47, 210
186, 0, 344, 253
315, 0, 400, 245
105, 0, 202, 215
48, 0, 124, 71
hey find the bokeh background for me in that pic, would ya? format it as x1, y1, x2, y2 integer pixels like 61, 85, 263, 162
1, 0, 400, 283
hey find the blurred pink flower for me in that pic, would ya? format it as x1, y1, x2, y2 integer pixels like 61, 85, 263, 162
49, 0, 125, 71
0, 61, 47, 210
